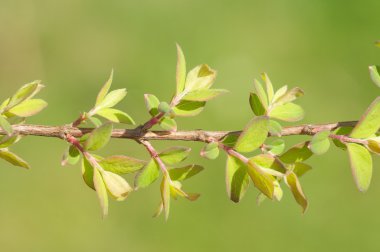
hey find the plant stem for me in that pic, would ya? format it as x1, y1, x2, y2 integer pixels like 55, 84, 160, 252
140, 140, 168, 174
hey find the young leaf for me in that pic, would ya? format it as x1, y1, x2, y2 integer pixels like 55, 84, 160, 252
346, 143, 372, 192
272, 85, 288, 103
235, 116, 269, 153
93, 168, 108, 218
247, 159, 275, 199
350, 97, 380, 139
272, 87, 304, 106
249, 92, 266, 116
84, 123, 113, 151
102, 171, 133, 201
266, 139, 285, 155
226, 155, 250, 203
134, 159, 160, 189
253, 79, 268, 109
175, 44, 186, 95
61, 145, 80, 166
309, 130, 330, 155
158, 102, 171, 114
280, 142, 313, 164
82, 157, 95, 190
250, 154, 286, 173
94, 89, 127, 112
96, 108, 135, 125
367, 139, 380, 154
269, 103, 304, 122
369, 65, 380, 88
200, 142, 219, 160
99, 155, 147, 174
184, 64, 216, 92
0, 149, 30, 169
182, 89, 228, 101
169, 164, 204, 181
285, 172, 308, 213
95, 70, 113, 106
0, 115, 13, 135
7, 99, 47, 117
221, 133, 239, 148
159, 117, 177, 131
161, 174, 171, 220
89, 116, 103, 127
159, 146, 191, 165
332, 127, 352, 149
144, 94, 160, 116
261, 73, 274, 103
6, 81, 44, 109
293, 163, 312, 177
0, 134, 21, 148
172, 100, 206, 117
268, 120, 282, 136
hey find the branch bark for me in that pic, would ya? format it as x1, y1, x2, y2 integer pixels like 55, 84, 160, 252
0, 120, 358, 142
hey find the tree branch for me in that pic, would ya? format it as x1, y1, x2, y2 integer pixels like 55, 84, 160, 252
0, 120, 358, 142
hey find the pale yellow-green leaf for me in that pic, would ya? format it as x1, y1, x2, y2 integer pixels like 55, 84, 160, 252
93, 168, 108, 218
84, 123, 113, 151
134, 159, 160, 189
102, 171, 133, 201
99, 155, 146, 174
346, 143, 372, 192
161, 174, 171, 220
0, 149, 30, 169
184, 64, 216, 92
7, 99, 47, 117
285, 172, 308, 213
96, 108, 135, 124
261, 73, 274, 103
95, 70, 113, 106
247, 159, 275, 199
175, 44, 186, 95
94, 89, 127, 112
226, 155, 250, 203
182, 89, 228, 101
235, 116, 269, 153
7, 81, 44, 109
269, 103, 304, 122
0, 115, 13, 135
350, 97, 380, 139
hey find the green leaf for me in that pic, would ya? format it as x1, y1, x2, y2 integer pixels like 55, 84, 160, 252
94, 89, 127, 112
367, 139, 380, 154
134, 159, 160, 189
0, 134, 20, 148
96, 108, 135, 124
84, 123, 113, 151
0, 149, 30, 169
169, 164, 204, 181
158, 101, 171, 114
200, 142, 219, 160
101, 171, 132, 201
269, 103, 304, 122
249, 92, 266, 116
172, 100, 206, 117
93, 168, 108, 218
253, 79, 268, 109
144, 94, 160, 116
7, 99, 47, 117
309, 130, 331, 155
235, 116, 269, 153
272, 87, 304, 106
95, 70, 113, 106
293, 163, 312, 177
0, 115, 13, 135
159, 117, 177, 131
247, 159, 275, 199
6, 81, 44, 109
161, 174, 171, 220
280, 141, 313, 164
221, 133, 239, 147
82, 157, 95, 190
226, 155, 250, 203
99, 155, 146, 174
261, 73, 274, 103
182, 89, 228, 101
350, 97, 380, 139
266, 139, 285, 155
268, 120, 282, 136
249, 154, 286, 174
88, 116, 103, 127
159, 146, 191, 165
272, 85, 288, 103
285, 172, 308, 213
346, 143, 372, 192
184, 64, 216, 92
175, 44, 186, 95
369, 65, 380, 88
332, 127, 352, 149
61, 145, 80, 166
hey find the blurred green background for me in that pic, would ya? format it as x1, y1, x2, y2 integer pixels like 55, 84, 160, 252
0, 0, 380, 251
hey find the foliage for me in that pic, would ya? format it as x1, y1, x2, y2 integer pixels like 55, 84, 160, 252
1, 43, 380, 220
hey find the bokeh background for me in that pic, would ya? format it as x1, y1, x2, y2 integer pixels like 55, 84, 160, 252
0, 1, 380, 251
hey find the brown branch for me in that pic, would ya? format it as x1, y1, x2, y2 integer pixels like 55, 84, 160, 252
0, 120, 358, 142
